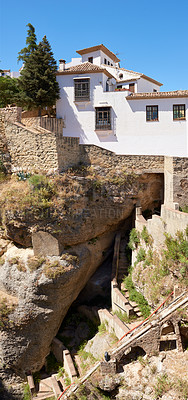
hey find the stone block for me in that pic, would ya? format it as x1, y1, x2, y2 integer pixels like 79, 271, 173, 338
32, 231, 61, 257
100, 359, 117, 376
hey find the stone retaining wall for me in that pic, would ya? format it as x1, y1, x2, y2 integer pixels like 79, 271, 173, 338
0, 107, 80, 172
112, 283, 134, 317
52, 338, 77, 381
134, 204, 188, 264
80, 144, 164, 173
0, 107, 187, 204
98, 308, 128, 340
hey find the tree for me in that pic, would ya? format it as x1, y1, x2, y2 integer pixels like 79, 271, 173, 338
18, 23, 37, 63
18, 29, 60, 114
0, 76, 20, 107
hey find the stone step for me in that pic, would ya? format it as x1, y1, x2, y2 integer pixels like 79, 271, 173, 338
129, 301, 138, 308
136, 311, 142, 317
133, 306, 141, 313
39, 377, 53, 392
51, 375, 62, 397
33, 391, 54, 400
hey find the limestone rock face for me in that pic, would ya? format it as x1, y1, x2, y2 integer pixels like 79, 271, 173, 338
0, 171, 164, 375
0, 232, 114, 375
32, 231, 61, 256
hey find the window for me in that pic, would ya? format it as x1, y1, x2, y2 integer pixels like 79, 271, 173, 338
74, 78, 90, 101
153, 89, 157, 92
88, 57, 93, 63
173, 104, 185, 120
146, 105, 158, 121
95, 107, 111, 130
129, 83, 135, 93
108, 61, 110, 65
104, 58, 107, 64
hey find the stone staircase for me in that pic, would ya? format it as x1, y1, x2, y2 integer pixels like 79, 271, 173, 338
117, 236, 129, 284
120, 282, 142, 318
32, 374, 62, 400
115, 234, 142, 319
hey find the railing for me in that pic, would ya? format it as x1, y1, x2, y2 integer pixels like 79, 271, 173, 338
40, 117, 64, 134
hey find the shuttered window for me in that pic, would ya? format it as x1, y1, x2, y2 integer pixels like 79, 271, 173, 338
95, 107, 111, 130
74, 78, 90, 101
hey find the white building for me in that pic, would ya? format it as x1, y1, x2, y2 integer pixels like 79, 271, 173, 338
56, 44, 188, 157
0, 69, 20, 78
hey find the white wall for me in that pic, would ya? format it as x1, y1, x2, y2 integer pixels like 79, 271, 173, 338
56, 73, 188, 157
137, 77, 161, 93
81, 50, 115, 67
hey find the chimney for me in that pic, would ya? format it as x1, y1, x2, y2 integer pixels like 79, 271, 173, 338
59, 59, 66, 71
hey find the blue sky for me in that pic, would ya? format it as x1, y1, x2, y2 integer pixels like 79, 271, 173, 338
0, 0, 188, 91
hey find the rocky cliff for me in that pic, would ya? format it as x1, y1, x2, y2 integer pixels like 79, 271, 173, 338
0, 165, 163, 375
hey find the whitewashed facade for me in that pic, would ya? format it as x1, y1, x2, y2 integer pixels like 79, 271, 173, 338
56, 45, 188, 157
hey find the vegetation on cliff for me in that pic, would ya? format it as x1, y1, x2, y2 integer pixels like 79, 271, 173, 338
129, 226, 188, 306
0, 166, 160, 249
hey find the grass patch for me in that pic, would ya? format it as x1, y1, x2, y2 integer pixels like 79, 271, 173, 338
27, 256, 45, 272
98, 321, 108, 335
0, 298, 15, 330
114, 310, 136, 324
43, 260, 65, 279
78, 343, 97, 373
154, 373, 171, 398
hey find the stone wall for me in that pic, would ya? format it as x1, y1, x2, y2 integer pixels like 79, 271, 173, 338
80, 145, 164, 173
134, 204, 188, 258
0, 106, 22, 123
98, 308, 128, 340
173, 157, 188, 207
161, 205, 188, 236
164, 156, 188, 208
4, 120, 60, 172
0, 107, 80, 172
0, 108, 188, 205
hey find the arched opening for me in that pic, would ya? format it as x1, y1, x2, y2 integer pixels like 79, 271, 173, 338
118, 346, 146, 372
160, 321, 175, 336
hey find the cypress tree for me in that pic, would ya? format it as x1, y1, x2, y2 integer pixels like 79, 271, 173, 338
18, 23, 37, 63
18, 30, 60, 114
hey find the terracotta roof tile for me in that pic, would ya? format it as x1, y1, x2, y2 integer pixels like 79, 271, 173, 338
56, 62, 113, 78
127, 90, 188, 99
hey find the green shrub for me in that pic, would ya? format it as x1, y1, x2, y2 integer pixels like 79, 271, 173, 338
180, 205, 188, 213
123, 274, 150, 318
128, 228, 140, 251
141, 226, 153, 246
23, 383, 31, 400
98, 321, 108, 335
136, 248, 146, 263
